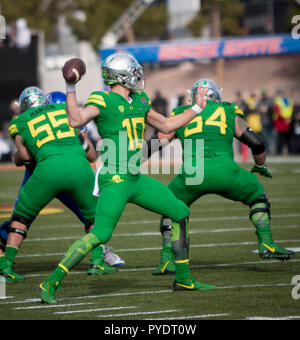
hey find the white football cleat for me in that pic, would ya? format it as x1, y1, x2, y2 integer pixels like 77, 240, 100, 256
103, 246, 125, 267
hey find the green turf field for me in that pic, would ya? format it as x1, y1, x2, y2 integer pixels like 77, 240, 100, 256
0, 162, 299, 320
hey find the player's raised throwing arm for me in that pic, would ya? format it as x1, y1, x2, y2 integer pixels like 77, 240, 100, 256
62, 58, 99, 128
146, 86, 208, 134
65, 92, 99, 128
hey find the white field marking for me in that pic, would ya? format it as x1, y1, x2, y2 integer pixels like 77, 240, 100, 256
21, 257, 300, 279
14, 302, 95, 310
54, 305, 137, 315
1, 282, 296, 308
23, 225, 299, 243
121, 259, 300, 273
145, 313, 229, 320
253, 247, 300, 254
0, 290, 171, 306
247, 316, 300, 320
18, 239, 300, 259
97, 310, 179, 318
120, 214, 300, 226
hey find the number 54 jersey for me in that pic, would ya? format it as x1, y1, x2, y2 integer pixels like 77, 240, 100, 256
8, 103, 85, 162
172, 100, 244, 167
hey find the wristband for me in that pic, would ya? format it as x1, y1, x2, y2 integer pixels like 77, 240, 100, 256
191, 104, 203, 114
66, 83, 76, 93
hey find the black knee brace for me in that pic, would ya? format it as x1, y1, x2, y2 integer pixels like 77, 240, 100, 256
249, 194, 271, 221
10, 213, 32, 239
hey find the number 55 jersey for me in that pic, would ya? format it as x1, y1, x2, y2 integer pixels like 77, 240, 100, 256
8, 103, 96, 223
9, 103, 85, 162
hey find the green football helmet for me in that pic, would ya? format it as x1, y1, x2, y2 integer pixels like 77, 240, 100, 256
101, 53, 145, 92
19, 86, 47, 113
191, 79, 222, 104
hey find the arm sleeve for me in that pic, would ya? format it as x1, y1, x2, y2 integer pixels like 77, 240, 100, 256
234, 104, 245, 118
8, 120, 20, 139
84, 92, 107, 111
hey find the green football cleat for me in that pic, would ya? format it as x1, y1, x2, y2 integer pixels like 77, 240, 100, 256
256, 229, 295, 261
39, 279, 60, 304
152, 248, 176, 276
0, 266, 25, 283
173, 276, 216, 291
258, 242, 295, 261
88, 262, 118, 276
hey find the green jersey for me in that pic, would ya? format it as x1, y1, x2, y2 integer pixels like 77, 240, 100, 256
8, 103, 85, 163
172, 101, 244, 164
85, 91, 151, 176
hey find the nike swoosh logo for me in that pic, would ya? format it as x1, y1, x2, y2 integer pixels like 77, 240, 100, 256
262, 243, 275, 253
161, 262, 169, 273
39, 283, 46, 292
176, 283, 195, 289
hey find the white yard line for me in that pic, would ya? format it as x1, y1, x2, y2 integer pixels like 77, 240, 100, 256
246, 316, 300, 320
18, 239, 300, 259
97, 310, 179, 318
145, 313, 229, 320
1, 281, 296, 307
54, 306, 137, 315
14, 302, 95, 310
23, 225, 299, 243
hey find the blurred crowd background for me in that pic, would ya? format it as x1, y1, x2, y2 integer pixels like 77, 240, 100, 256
0, 0, 300, 162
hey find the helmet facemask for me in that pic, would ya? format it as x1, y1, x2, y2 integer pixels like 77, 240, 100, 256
19, 87, 47, 113
191, 79, 222, 104
102, 53, 146, 92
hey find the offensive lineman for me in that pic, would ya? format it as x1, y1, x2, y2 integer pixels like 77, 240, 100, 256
152, 79, 295, 276
0, 87, 115, 282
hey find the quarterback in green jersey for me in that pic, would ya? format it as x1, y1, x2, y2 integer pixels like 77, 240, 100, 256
0, 86, 114, 283
152, 79, 295, 276
39, 53, 216, 304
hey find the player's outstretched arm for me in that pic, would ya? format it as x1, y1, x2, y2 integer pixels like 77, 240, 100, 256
146, 86, 208, 134
78, 127, 97, 163
235, 116, 272, 178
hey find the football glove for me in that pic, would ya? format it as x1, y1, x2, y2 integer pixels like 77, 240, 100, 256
251, 164, 273, 178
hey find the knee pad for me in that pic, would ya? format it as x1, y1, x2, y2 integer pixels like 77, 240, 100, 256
249, 194, 271, 221
160, 217, 172, 235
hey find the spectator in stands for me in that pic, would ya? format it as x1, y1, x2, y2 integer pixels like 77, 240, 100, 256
245, 93, 262, 135
274, 90, 294, 154
152, 91, 168, 118
235, 91, 249, 117
15, 18, 31, 49
290, 107, 300, 154
257, 89, 276, 154
6, 19, 31, 49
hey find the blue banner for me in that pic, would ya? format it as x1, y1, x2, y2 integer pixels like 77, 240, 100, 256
100, 34, 300, 63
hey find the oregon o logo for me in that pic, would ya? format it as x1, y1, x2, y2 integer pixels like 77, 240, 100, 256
0, 15, 5, 40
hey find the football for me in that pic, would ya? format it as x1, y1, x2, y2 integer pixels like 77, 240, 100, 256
62, 58, 86, 84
